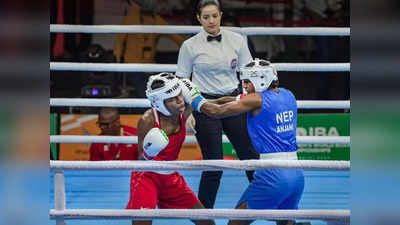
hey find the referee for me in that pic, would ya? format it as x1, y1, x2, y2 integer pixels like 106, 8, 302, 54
175, 0, 259, 209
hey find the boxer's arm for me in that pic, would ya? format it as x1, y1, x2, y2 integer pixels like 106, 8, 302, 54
136, 110, 156, 160
200, 93, 262, 117
208, 96, 236, 105
209, 94, 246, 105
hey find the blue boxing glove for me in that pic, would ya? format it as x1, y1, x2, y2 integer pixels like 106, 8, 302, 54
179, 78, 207, 112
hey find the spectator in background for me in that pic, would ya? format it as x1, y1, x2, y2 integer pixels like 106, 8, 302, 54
89, 107, 139, 161
114, 0, 186, 98
222, 12, 256, 58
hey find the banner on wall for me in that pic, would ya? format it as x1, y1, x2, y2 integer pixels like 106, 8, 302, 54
296, 113, 350, 160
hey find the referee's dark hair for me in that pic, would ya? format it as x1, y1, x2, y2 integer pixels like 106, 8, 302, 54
196, 0, 222, 15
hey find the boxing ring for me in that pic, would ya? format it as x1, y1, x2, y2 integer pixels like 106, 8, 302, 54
50, 25, 350, 225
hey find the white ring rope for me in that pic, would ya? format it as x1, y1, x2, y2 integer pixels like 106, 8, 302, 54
242, 27, 350, 36
50, 98, 151, 108
50, 24, 350, 36
50, 98, 350, 109
51, 62, 176, 72
50, 62, 350, 72
296, 100, 350, 109
50, 135, 349, 145
50, 160, 350, 171
50, 209, 350, 221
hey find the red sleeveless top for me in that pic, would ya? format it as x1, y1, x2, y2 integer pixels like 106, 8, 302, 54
145, 109, 186, 161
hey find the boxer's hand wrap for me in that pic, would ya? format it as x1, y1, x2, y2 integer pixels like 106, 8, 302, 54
179, 78, 207, 112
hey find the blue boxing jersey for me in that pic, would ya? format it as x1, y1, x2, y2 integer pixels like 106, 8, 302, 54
247, 88, 298, 154
238, 88, 304, 210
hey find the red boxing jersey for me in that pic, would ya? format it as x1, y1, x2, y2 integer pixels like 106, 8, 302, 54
145, 110, 186, 161
89, 125, 139, 161
126, 110, 199, 210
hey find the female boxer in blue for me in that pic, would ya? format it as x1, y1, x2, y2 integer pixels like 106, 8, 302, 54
190, 58, 305, 225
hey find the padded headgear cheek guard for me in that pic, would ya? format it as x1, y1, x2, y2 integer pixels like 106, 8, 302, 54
145, 73, 182, 116
239, 58, 278, 92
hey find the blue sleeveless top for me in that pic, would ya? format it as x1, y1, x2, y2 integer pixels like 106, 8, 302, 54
247, 88, 298, 154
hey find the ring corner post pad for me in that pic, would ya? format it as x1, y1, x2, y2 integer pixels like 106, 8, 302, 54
54, 170, 66, 225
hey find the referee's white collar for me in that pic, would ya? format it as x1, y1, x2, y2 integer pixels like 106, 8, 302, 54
201, 28, 223, 39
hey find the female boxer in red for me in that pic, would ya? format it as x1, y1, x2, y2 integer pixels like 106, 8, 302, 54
126, 72, 213, 225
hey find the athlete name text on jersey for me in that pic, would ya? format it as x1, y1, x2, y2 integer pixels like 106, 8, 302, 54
276, 110, 294, 133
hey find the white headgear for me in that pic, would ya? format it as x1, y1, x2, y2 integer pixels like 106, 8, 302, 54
239, 58, 278, 92
145, 72, 182, 116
